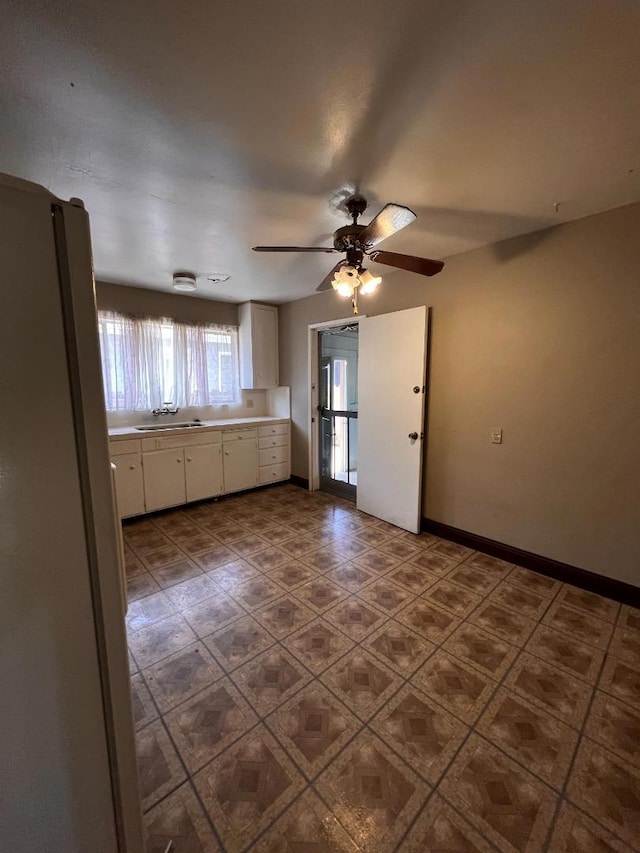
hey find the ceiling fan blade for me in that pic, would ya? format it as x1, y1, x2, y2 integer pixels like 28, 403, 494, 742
370, 250, 444, 277
358, 203, 416, 248
316, 261, 345, 292
252, 246, 336, 253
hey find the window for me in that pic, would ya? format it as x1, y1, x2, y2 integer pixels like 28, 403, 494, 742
97, 311, 240, 411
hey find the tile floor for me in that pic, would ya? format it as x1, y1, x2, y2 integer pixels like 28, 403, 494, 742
125, 483, 640, 852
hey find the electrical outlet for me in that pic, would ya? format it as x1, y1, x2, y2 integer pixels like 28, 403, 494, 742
246, 397, 254, 409
491, 427, 503, 444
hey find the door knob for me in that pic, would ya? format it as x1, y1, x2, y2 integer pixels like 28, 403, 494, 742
408, 432, 419, 441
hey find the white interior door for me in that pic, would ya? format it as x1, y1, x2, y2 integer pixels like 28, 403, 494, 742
357, 306, 428, 533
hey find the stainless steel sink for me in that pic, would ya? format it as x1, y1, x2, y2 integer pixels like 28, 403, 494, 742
135, 422, 205, 431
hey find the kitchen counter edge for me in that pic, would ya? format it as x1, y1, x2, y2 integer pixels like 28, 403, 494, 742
108, 416, 289, 440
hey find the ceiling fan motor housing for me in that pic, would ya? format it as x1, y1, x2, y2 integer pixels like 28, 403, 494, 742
333, 223, 366, 252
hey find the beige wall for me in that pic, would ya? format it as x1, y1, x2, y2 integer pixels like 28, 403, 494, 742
279, 202, 640, 586
96, 280, 238, 325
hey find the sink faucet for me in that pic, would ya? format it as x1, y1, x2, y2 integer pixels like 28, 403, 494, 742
151, 402, 180, 417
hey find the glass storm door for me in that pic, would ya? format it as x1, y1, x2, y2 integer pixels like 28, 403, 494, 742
318, 327, 358, 500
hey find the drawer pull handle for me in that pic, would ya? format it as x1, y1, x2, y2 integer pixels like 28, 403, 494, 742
129, 465, 136, 470
186, 457, 192, 462
177, 458, 182, 463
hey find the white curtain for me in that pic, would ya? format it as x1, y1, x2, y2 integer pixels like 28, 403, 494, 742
98, 310, 240, 411
173, 322, 240, 407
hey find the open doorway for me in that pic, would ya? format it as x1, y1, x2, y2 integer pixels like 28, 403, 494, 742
309, 307, 428, 530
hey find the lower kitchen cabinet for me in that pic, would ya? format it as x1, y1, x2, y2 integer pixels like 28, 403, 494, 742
223, 437, 259, 493
138, 444, 225, 512
109, 420, 289, 517
143, 448, 187, 512
185, 443, 223, 502
112, 452, 145, 518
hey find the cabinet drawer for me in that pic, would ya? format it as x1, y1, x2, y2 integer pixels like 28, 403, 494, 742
258, 435, 289, 450
110, 438, 142, 456
258, 463, 288, 485
259, 446, 288, 467
258, 423, 289, 437
222, 428, 259, 442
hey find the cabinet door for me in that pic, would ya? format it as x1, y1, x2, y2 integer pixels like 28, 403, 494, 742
143, 449, 186, 511
253, 305, 278, 388
223, 439, 258, 494
185, 443, 223, 503
113, 453, 145, 518
239, 303, 279, 389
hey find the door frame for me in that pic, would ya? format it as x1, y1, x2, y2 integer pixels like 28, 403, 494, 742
307, 316, 366, 492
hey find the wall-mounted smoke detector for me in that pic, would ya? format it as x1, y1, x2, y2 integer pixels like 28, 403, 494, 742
205, 273, 231, 284
173, 272, 197, 292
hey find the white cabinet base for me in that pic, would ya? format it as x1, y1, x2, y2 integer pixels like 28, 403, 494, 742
110, 420, 289, 516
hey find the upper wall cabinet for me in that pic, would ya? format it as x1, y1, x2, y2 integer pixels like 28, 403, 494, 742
238, 302, 279, 389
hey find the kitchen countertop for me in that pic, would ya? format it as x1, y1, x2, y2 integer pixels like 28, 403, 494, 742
108, 416, 289, 440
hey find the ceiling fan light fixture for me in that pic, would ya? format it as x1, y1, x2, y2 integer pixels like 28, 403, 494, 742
173, 272, 197, 292
358, 268, 382, 295
333, 280, 355, 298
331, 264, 358, 297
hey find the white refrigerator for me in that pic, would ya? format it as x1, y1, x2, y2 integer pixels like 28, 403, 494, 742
0, 174, 143, 852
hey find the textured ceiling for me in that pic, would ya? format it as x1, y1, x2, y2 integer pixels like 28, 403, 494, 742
1, 0, 639, 302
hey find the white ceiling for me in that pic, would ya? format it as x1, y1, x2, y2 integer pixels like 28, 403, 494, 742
2, 0, 639, 303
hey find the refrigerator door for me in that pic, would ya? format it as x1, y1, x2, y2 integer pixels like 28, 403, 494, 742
0, 177, 143, 852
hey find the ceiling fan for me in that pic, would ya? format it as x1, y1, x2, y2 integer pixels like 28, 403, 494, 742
253, 195, 444, 310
